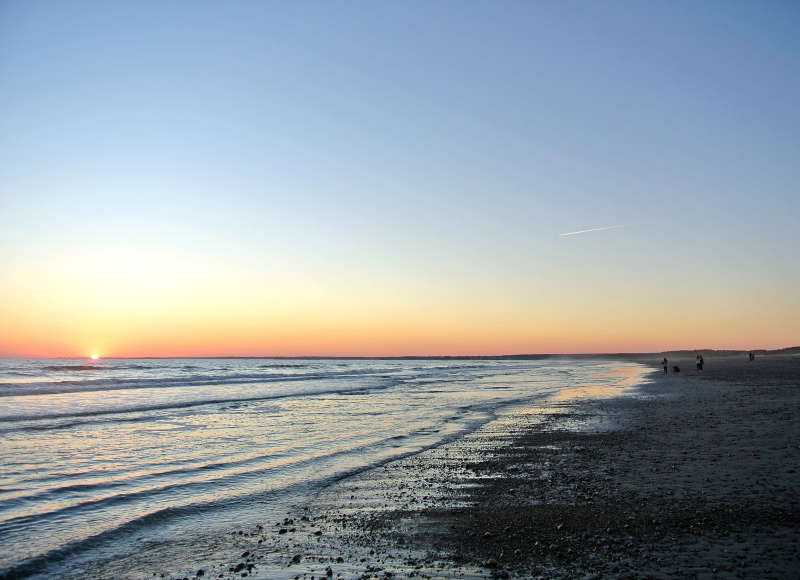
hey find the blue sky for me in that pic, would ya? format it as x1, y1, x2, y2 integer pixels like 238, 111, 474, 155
1, 1, 798, 354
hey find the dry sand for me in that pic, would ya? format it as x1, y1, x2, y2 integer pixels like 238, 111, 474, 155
167, 354, 800, 579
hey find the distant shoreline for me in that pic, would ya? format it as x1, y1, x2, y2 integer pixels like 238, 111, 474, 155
3, 347, 798, 360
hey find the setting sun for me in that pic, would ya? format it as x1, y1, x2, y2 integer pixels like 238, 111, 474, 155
90, 353, 100, 360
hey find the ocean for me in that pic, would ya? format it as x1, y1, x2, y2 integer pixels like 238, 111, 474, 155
0, 357, 645, 578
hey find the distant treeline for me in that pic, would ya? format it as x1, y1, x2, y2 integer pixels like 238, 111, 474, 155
593, 346, 800, 359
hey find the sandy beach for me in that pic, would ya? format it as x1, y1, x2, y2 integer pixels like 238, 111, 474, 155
152, 354, 800, 579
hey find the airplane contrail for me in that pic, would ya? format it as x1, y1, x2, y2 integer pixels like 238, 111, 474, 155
559, 225, 624, 237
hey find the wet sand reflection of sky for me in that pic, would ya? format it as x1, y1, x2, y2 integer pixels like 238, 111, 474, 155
552, 365, 651, 402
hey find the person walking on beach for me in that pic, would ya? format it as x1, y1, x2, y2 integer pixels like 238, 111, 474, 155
696, 354, 704, 372
696, 354, 701, 372
699, 354, 704, 371
662, 357, 668, 375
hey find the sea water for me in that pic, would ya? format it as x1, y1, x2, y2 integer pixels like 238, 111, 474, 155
0, 357, 645, 578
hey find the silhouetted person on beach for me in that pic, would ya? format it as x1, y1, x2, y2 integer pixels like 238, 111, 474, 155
696, 355, 701, 371
749, 351, 755, 361
696, 354, 704, 371
662, 358, 668, 375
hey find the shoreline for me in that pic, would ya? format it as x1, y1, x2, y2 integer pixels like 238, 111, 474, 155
89, 355, 800, 579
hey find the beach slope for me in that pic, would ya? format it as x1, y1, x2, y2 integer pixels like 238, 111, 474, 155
169, 355, 800, 579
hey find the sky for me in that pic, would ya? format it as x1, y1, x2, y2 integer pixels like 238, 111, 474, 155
1, 1, 798, 357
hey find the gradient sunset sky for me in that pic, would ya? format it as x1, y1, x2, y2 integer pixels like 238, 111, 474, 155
1, 1, 798, 357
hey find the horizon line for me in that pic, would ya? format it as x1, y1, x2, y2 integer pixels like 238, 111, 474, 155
1, 346, 797, 360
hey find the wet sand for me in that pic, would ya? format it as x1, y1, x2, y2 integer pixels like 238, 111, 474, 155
163, 354, 800, 579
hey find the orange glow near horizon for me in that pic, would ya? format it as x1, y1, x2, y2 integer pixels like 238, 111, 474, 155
1, 305, 796, 359
1, 289, 797, 358
0, 245, 797, 358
